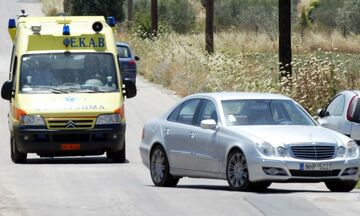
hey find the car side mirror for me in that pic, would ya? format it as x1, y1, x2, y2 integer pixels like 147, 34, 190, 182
316, 109, 324, 117
317, 109, 330, 118
123, 79, 136, 99
134, 56, 140, 61
200, 119, 217, 130
1, 81, 13, 101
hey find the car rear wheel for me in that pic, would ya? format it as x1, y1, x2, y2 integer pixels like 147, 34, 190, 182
10, 137, 27, 164
150, 145, 179, 187
226, 149, 251, 191
111, 142, 126, 163
325, 180, 358, 192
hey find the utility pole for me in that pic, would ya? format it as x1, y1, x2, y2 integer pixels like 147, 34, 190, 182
205, 0, 214, 54
151, 0, 158, 37
279, 0, 292, 79
128, 0, 134, 27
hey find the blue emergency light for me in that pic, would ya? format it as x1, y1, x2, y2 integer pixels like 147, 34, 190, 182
107, 16, 116, 27
8, 19, 16, 29
63, 24, 70, 35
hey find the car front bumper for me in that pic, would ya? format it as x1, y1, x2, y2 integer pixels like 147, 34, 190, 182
247, 157, 360, 183
13, 124, 126, 156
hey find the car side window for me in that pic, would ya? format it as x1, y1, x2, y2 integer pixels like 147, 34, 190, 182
326, 95, 345, 116
196, 100, 218, 125
167, 104, 182, 122
177, 99, 201, 125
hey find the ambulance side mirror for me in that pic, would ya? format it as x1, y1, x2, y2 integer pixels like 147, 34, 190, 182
123, 79, 136, 99
1, 81, 13, 101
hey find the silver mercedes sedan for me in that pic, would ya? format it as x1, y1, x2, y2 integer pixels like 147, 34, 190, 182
140, 92, 360, 192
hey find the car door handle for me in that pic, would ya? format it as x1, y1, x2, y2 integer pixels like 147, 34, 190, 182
189, 132, 196, 139
164, 128, 171, 134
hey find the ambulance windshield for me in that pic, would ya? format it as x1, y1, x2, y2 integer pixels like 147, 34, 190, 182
19, 53, 119, 93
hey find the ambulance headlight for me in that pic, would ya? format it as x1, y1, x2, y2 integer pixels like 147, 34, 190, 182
20, 115, 45, 126
92, 21, 103, 33
96, 114, 121, 125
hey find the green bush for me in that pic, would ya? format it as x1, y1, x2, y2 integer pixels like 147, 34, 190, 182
132, 0, 196, 34
311, 0, 344, 28
336, 0, 360, 35
66, 0, 125, 22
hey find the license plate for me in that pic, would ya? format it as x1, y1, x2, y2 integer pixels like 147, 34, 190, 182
61, 144, 80, 151
300, 162, 332, 171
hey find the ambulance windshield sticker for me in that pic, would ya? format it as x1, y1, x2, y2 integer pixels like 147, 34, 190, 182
63, 37, 105, 48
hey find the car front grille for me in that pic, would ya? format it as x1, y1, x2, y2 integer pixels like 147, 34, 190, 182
290, 144, 335, 160
290, 170, 340, 177
46, 118, 95, 130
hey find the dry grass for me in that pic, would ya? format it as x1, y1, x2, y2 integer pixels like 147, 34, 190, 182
118, 30, 360, 114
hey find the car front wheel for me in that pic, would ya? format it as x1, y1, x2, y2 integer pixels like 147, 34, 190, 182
150, 145, 179, 187
226, 149, 251, 191
325, 180, 358, 192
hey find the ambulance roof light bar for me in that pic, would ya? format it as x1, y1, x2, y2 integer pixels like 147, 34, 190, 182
63, 24, 70, 35
8, 19, 16, 29
107, 16, 116, 27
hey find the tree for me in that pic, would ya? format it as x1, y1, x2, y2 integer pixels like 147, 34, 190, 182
159, 0, 196, 34
279, 0, 292, 79
205, 0, 214, 54
311, 0, 344, 28
297, 0, 319, 41
128, 0, 134, 26
132, 0, 196, 35
151, 0, 158, 36
67, 0, 125, 22
336, 0, 360, 36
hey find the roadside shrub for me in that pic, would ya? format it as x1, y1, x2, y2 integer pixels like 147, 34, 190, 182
126, 31, 359, 115
132, 0, 196, 34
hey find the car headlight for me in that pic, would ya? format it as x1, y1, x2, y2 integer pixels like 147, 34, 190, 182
256, 142, 276, 157
277, 146, 289, 157
20, 115, 45, 126
337, 146, 346, 157
337, 141, 359, 158
346, 140, 359, 158
96, 114, 121, 125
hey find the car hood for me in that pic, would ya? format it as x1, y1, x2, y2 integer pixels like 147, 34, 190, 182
229, 125, 349, 147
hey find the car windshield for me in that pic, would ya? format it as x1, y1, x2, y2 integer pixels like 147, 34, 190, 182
19, 53, 119, 93
117, 46, 131, 58
221, 99, 316, 126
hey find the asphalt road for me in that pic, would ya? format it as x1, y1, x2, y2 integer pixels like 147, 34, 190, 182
0, 1, 360, 216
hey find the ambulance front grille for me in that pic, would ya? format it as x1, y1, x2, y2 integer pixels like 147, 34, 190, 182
46, 118, 96, 130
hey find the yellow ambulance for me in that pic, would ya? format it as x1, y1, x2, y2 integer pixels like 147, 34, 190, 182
1, 15, 136, 163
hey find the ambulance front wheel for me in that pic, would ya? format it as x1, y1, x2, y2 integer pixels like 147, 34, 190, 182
108, 141, 126, 163
10, 137, 27, 164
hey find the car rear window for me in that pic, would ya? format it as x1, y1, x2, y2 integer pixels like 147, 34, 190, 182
117, 46, 131, 58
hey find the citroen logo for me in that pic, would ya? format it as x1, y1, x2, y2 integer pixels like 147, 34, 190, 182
66, 120, 76, 128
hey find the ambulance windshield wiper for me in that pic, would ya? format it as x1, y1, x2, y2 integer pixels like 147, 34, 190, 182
78, 89, 105, 93
51, 88, 69, 94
